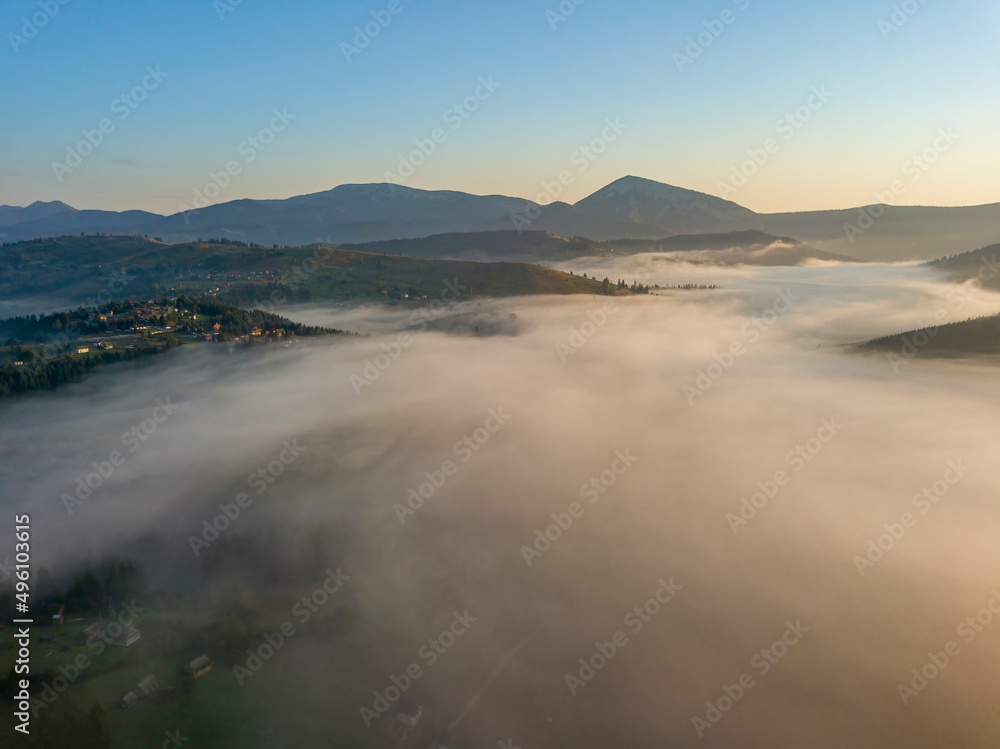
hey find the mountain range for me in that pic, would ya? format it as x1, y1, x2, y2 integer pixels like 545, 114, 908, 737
2, 176, 998, 262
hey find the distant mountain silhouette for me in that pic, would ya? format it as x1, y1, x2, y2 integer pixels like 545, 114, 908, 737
575, 176, 758, 234
2, 178, 997, 262
0, 200, 77, 227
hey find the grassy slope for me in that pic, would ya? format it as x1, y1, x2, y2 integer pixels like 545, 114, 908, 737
306, 247, 608, 299
341, 229, 859, 266
340, 230, 611, 263
0, 607, 373, 748
0, 235, 611, 307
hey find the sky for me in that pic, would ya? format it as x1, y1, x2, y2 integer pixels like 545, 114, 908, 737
1, 0, 998, 215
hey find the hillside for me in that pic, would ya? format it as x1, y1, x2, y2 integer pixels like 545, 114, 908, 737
339, 229, 853, 266
859, 314, 1000, 358
602, 230, 857, 265
758, 203, 1000, 263
926, 242, 1000, 291
476, 200, 668, 240
0, 234, 620, 311
0, 296, 349, 398
341, 231, 610, 263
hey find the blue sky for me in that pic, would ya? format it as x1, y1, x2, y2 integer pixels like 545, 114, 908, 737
1, 0, 998, 214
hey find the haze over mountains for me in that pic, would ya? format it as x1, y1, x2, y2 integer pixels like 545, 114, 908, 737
343, 229, 855, 266
4, 176, 998, 262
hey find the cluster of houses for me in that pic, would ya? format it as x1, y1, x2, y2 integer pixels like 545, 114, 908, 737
121, 674, 160, 709
120, 655, 212, 710
81, 621, 141, 647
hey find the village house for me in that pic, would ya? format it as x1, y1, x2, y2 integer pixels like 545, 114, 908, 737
46, 603, 65, 626
184, 655, 213, 679
121, 691, 139, 709
136, 674, 159, 698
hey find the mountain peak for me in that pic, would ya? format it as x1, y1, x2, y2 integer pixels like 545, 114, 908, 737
27, 200, 76, 212
575, 176, 758, 234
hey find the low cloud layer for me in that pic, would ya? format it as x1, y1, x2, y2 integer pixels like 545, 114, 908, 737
3, 262, 1000, 747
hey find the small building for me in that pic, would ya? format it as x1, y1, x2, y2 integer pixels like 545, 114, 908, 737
46, 603, 65, 626
184, 655, 212, 679
136, 674, 159, 698
396, 701, 422, 728
121, 691, 139, 709
251, 327, 263, 336
75, 346, 89, 354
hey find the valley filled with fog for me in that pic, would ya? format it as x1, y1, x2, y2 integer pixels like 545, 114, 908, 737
3, 258, 1000, 748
